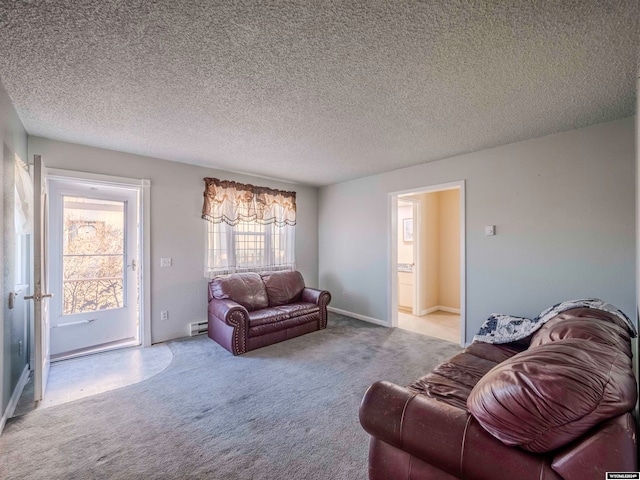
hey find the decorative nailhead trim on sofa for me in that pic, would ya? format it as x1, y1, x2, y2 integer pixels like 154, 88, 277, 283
228, 310, 247, 354
319, 292, 331, 329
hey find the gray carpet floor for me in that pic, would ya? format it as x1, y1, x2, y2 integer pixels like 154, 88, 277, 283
0, 313, 462, 479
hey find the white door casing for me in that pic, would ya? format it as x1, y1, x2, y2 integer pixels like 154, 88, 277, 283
410, 199, 420, 316
389, 180, 466, 347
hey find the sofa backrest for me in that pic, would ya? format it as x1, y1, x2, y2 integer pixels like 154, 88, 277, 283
260, 270, 305, 307
209, 272, 269, 312
467, 338, 637, 453
467, 309, 637, 453
529, 309, 632, 357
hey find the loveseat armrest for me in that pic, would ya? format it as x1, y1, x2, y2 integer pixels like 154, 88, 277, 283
301, 287, 331, 306
209, 298, 249, 325
208, 298, 249, 355
360, 381, 561, 480
301, 288, 331, 329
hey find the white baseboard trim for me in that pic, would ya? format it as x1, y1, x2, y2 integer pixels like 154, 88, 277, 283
0, 365, 30, 435
416, 306, 461, 316
328, 306, 390, 327
437, 306, 461, 314
419, 306, 439, 316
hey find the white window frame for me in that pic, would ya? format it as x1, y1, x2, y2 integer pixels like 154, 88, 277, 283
205, 219, 295, 278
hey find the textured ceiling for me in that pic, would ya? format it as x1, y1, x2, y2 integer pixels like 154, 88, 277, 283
0, 1, 637, 186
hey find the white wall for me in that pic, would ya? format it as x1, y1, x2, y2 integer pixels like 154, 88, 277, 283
0, 79, 28, 421
28, 137, 319, 344
319, 117, 636, 344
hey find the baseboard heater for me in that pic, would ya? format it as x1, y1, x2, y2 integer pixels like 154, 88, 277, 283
189, 320, 208, 336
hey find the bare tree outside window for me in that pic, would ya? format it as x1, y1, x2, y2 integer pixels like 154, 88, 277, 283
62, 197, 125, 315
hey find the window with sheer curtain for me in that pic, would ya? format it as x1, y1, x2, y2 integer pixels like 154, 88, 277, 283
202, 177, 296, 278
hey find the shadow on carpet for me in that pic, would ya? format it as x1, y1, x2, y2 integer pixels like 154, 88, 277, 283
0, 313, 462, 480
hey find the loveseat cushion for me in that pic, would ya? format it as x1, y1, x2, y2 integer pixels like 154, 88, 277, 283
210, 272, 269, 311
467, 338, 637, 453
248, 303, 320, 337
261, 270, 305, 307
529, 310, 632, 357
247, 302, 319, 328
248, 307, 291, 326
277, 302, 319, 318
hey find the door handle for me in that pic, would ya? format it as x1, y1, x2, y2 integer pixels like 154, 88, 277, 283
127, 259, 137, 271
24, 293, 53, 301
54, 319, 96, 328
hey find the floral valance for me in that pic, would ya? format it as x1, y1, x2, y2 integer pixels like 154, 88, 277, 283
202, 177, 296, 226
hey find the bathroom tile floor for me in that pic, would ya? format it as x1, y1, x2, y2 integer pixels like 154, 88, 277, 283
13, 343, 173, 416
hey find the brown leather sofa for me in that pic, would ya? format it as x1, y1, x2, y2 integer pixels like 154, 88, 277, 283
359, 308, 638, 480
207, 270, 331, 355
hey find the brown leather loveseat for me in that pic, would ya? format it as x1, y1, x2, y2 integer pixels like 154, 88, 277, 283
359, 307, 638, 479
207, 270, 331, 355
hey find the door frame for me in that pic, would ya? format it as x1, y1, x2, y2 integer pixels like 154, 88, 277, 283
48, 180, 139, 356
397, 197, 421, 315
388, 180, 466, 346
46, 168, 151, 348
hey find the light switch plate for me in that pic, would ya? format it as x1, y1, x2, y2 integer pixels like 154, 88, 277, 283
485, 225, 496, 236
160, 257, 172, 267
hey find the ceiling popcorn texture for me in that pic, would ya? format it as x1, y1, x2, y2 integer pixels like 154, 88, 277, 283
0, 1, 637, 186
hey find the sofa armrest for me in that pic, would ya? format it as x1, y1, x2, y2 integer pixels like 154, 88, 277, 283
301, 287, 331, 306
360, 381, 561, 480
360, 381, 467, 476
209, 298, 249, 326
551, 413, 637, 480
301, 288, 331, 329
208, 298, 249, 355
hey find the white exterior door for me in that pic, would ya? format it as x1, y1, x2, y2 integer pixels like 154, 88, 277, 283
48, 179, 139, 357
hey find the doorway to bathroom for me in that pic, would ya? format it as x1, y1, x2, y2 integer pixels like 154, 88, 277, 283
389, 181, 465, 346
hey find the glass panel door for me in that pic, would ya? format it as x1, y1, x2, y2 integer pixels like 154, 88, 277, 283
49, 180, 139, 358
